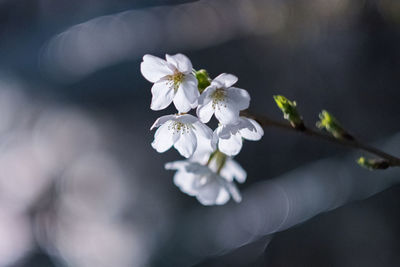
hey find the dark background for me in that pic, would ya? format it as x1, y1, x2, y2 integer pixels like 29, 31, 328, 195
0, 0, 399, 266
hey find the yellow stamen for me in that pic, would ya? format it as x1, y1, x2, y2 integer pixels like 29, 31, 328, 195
168, 121, 193, 134
166, 72, 184, 92
211, 88, 227, 109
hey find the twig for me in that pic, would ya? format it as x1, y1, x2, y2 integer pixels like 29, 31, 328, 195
241, 111, 400, 167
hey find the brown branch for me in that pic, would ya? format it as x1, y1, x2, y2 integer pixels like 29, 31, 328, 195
241, 111, 400, 167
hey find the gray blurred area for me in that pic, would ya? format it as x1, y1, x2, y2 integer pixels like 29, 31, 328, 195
0, 0, 400, 266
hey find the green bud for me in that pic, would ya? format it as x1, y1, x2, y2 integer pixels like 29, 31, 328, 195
316, 110, 353, 140
273, 95, 304, 129
195, 69, 211, 93
357, 157, 389, 170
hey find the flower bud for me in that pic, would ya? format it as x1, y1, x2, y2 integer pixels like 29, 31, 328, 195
357, 157, 389, 170
195, 69, 211, 93
273, 95, 304, 130
316, 110, 353, 140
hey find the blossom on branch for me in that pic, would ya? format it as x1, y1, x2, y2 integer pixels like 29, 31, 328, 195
215, 117, 264, 156
141, 54, 199, 113
165, 160, 243, 205
196, 73, 250, 125
150, 114, 213, 158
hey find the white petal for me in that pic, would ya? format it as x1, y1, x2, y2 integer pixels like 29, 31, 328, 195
185, 162, 211, 175
214, 188, 230, 205
212, 131, 219, 150
215, 125, 227, 139
180, 74, 199, 108
165, 53, 193, 73
239, 118, 264, 141
150, 82, 175, 111
165, 160, 188, 171
227, 87, 250, 110
193, 121, 213, 139
218, 133, 243, 156
174, 114, 198, 124
219, 177, 242, 203
173, 170, 198, 196
173, 84, 195, 113
190, 126, 216, 164
212, 73, 238, 88
196, 86, 214, 123
215, 123, 240, 139
195, 176, 223, 206
151, 123, 174, 153
150, 115, 175, 130
214, 102, 240, 125
190, 135, 215, 164
197, 101, 214, 123
141, 54, 173, 83
174, 130, 197, 158
198, 85, 215, 104
237, 117, 255, 130
221, 159, 247, 183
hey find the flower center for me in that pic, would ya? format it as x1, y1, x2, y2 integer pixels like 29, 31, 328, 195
211, 88, 227, 109
166, 72, 184, 92
168, 121, 192, 134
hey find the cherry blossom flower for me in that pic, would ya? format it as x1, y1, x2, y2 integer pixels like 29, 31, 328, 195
165, 160, 244, 205
196, 73, 250, 125
140, 54, 199, 113
150, 114, 213, 158
215, 117, 264, 156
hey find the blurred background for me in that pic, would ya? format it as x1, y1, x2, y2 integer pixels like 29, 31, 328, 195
0, 0, 400, 266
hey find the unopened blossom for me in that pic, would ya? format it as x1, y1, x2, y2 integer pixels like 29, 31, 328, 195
141, 53, 199, 113
196, 73, 250, 125
165, 160, 242, 205
151, 114, 213, 158
215, 117, 264, 156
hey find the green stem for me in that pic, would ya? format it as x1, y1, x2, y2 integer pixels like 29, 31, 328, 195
206, 150, 227, 174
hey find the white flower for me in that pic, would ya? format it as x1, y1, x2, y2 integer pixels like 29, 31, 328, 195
151, 114, 214, 158
215, 117, 264, 156
196, 73, 250, 125
141, 53, 199, 113
165, 160, 244, 205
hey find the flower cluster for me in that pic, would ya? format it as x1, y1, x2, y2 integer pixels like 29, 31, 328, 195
141, 53, 263, 205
